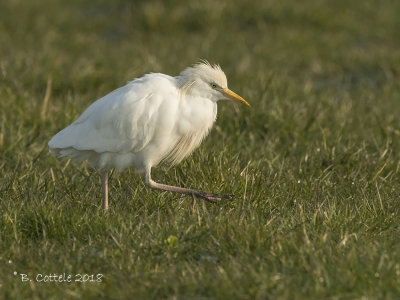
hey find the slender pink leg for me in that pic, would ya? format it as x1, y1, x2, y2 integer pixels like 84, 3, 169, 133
144, 167, 233, 203
101, 170, 109, 210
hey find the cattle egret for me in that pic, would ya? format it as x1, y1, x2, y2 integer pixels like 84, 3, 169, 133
49, 61, 250, 210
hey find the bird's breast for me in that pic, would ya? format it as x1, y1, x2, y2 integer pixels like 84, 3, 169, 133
177, 97, 217, 135
162, 97, 217, 165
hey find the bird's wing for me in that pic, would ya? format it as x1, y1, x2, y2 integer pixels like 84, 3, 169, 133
49, 74, 177, 154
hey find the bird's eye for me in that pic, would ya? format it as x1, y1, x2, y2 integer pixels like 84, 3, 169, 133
210, 82, 218, 89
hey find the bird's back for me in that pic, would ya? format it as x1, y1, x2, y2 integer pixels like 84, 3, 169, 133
48, 73, 180, 172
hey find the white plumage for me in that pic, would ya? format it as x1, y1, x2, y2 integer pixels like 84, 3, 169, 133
49, 61, 249, 210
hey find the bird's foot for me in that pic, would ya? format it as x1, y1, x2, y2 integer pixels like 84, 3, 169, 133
193, 192, 234, 203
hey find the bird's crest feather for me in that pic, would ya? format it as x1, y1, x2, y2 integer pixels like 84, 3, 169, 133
177, 59, 227, 92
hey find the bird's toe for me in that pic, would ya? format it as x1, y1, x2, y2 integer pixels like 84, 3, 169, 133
194, 192, 234, 202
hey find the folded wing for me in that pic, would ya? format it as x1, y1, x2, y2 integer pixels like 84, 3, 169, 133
49, 74, 176, 155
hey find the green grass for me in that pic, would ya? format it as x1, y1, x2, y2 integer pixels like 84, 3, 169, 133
1, 0, 400, 298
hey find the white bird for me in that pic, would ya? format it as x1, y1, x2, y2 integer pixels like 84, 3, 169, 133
48, 61, 250, 210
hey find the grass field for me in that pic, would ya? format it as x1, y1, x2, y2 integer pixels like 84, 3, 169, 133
1, 0, 400, 298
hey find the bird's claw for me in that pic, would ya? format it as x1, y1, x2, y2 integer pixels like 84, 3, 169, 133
194, 192, 234, 203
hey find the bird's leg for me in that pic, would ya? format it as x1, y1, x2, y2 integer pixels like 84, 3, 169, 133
101, 169, 109, 210
145, 167, 233, 203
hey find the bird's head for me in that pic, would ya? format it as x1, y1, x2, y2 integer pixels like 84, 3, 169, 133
177, 61, 250, 106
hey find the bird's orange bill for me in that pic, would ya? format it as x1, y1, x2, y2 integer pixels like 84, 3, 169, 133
221, 88, 250, 107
